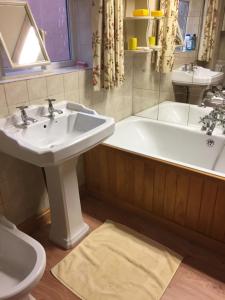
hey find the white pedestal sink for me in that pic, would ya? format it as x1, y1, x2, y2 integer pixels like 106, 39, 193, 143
0, 102, 115, 249
172, 65, 224, 86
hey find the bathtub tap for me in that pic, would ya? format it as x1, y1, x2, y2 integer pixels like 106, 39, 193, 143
200, 106, 225, 135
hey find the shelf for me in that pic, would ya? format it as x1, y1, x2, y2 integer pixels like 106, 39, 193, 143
125, 49, 153, 53
125, 47, 161, 54
124, 16, 163, 20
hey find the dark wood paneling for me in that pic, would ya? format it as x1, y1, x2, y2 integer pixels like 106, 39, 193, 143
185, 175, 203, 230
164, 169, 177, 221
174, 173, 190, 226
84, 145, 225, 244
198, 179, 218, 235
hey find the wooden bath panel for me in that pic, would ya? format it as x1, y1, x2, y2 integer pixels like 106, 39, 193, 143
84, 145, 225, 244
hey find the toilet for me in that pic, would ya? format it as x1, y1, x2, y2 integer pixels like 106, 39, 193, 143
0, 216, 46, 300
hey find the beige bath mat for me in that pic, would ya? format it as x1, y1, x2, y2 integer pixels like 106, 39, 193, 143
51, 221, 182, 300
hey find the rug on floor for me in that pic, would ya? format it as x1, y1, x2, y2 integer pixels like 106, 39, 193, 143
51, 221, 183, 300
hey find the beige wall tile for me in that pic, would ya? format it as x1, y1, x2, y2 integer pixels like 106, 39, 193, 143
27, 77, 47, 103
65, 91, 80, 103
186, 16, 200, 35
133, 55, 160, 91
0, 106, 9, 118
46, 75, 64, 97
63, 72, 79, 94
48, 94, 65, 103
28, 98, 47, 106
103, 91, 132, 122
0, 85, 6, 107
189, 0, 205, 17
0, 153, 49, 225
159, 91, 175, 103
4, 81, 29, 106
78, 70, 92, 107
160, 72, 174, 94
133, 88, 159, 114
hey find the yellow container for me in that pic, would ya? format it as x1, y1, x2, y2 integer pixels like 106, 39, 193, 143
128, 37, 138, 50
149, 36, 156, 46
151, 10, 164, 17
133, 9, 149, 17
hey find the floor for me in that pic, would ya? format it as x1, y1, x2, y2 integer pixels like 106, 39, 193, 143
32, 196, 225, 300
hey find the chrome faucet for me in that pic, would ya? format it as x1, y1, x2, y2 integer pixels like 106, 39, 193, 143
45, 99, 63, 118
16, 106, 37, 126
183, 62, 197, 72
200, 85, 225, 107
199, 106, 225, 135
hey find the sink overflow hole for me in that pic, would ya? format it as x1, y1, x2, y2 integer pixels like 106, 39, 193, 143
43, 125, 47, 128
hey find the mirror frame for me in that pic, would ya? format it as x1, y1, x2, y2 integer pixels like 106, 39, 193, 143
0, 1, 50, 70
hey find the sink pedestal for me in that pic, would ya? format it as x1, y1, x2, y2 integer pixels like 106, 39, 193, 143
45, 158, 89, 249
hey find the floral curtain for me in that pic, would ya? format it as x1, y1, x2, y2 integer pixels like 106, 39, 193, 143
92, 0, 125, 90
156, 0, 179, 73
198, 0, 219, 62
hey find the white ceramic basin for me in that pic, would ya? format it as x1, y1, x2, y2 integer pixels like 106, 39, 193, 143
172, 66, 224, 86
0, 101, 115, 167
0, 101, 115, 249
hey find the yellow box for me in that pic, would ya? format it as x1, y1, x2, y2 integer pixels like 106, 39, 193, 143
133, 9, 149, 17
149, 36, 156, 46
151, 10, 164, 17
128, 37, 137, 50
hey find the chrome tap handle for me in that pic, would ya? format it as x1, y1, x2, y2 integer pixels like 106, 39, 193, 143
45, 98, 56, 103
199, 115, 211, 131
45, 99, 56, 110
16, 105, 30, 125
16, 105, 28, 111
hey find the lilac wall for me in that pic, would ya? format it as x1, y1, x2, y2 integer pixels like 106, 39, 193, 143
27, 0, 70, 62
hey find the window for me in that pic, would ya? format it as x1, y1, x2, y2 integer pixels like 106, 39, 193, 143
27, 0, 71, 63
178, 0, 190, 39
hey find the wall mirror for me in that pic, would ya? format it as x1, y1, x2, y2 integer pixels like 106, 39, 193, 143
131, 0, 225, 128
0, 1, 50, 73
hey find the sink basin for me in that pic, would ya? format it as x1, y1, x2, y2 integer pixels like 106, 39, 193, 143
0, 101, 115, 249
0, 102, 114, 167
172, 66, 224, 86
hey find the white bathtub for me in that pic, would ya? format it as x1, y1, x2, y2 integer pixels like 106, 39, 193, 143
105, 104, 225, 177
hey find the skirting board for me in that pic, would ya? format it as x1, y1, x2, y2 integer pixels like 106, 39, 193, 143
18, 208, 51, 235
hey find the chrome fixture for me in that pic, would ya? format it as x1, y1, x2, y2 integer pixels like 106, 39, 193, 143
46, 99, 63, 118
199, 106, 225, 136
200, 85, 225, 108
182, 62, 197, 72
206, 139, 215, 147
16, 106, 37, 126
